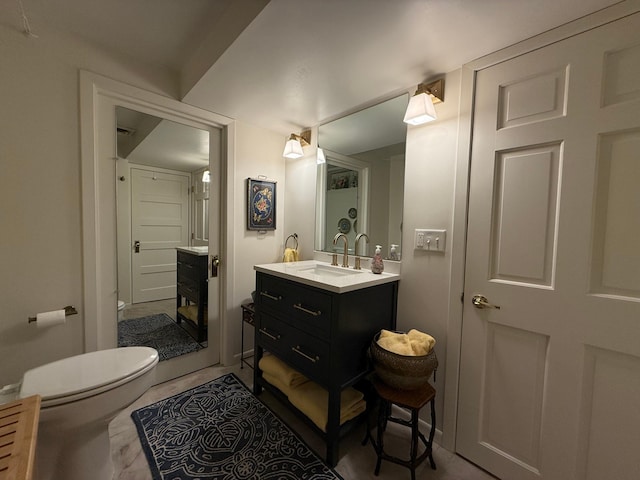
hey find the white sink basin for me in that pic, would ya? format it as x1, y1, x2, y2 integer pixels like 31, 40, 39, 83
296, 264, 365, 278
254, 260, 399, 293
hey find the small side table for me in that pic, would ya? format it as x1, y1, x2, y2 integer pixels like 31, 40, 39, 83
365, 378, 437, 480
240, 302, 255, 369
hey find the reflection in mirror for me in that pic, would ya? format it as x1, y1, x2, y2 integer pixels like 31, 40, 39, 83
316, 94, 408, 259
115, 106, 212, 359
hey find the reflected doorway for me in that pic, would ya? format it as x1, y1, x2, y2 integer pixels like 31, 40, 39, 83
115, 106, 215, 361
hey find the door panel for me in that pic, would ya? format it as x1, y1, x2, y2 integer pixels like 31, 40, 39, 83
131, 168, 189, 303
457, 13, 640, 480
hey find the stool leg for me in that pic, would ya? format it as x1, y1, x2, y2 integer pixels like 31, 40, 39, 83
428, 397, 437, 470
409, 408, 420, 480
374, 400, 386, 476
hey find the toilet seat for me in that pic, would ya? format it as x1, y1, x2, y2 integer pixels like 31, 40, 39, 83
20, 347, 158, 407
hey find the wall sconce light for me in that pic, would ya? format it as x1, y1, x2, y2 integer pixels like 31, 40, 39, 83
283, 129, 311, 159
202, 170, 210, 183
317, 147, 326, 165
403, 78, 445, 126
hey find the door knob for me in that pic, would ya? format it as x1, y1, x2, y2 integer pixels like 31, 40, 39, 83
134, 240, 140, 253
211, 255, 220, 277
471, 294, 501, 309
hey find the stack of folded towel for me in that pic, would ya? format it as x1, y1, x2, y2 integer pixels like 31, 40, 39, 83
259, 354, 309, 397
376, 328, 436, 356
258, 355, 366, 432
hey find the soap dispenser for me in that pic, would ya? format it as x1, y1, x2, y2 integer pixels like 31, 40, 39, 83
371, 245, 384, 274
389, 244, 399, 261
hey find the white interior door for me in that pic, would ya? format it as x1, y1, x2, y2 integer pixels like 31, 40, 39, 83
457, 13, 640, 480
131, 167, 189, 303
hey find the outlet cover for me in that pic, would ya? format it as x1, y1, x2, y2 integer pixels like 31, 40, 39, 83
414, 229, 446, 252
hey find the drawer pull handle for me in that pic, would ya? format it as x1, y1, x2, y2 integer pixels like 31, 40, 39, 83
258, 328, 281, 341
292, 345, 320, 363
293, 303, 321, 317
260, 291, 282, 301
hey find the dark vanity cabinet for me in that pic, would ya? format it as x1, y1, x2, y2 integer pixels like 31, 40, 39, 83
176, 248, 208, 342
253, 271, 398, 466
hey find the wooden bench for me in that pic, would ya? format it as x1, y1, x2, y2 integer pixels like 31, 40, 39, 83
0, 395, 41, 480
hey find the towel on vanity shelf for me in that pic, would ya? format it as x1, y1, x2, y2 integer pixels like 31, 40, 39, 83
288, 381, 366, 432
259, 355, 309, 388
262, 372, 296, 397
377, 329, 436, 356
283, 247, 299, 262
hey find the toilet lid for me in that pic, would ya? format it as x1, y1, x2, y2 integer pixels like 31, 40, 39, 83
20, 347, 158, 405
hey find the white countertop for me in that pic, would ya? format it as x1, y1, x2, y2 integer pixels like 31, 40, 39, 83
254, 260, 400, 293
176, 246, 208, 256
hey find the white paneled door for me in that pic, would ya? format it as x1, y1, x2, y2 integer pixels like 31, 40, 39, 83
457, 13, 640, 480
131, 168, 189, 303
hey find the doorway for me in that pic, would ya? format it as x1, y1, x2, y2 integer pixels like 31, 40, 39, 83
80, 71, 231, 384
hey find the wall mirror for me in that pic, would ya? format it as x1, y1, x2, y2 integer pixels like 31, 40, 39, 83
115, 106, 214, 356
316, 94, 408, 259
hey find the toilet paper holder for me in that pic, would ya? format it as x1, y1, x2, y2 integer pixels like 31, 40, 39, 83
28, 305, 78, 323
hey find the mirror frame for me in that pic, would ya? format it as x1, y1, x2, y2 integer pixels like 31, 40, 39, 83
315, 150, 370, 254
315, 93, 408, 257
80, 71, 233, 361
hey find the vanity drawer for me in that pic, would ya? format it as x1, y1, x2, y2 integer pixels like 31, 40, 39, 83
258, 313, 330, 384
177, 251, 207, 281
258, 275, 332, 338
177, 276, 201, 302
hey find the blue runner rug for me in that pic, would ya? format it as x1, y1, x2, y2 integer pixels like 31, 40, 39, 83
131, 373, 343, 480
118, 313, 203, 361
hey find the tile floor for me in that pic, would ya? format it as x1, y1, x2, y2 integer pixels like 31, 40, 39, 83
110, 363, 497, 480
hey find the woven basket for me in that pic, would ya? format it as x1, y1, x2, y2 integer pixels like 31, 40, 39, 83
370, 332, 438, 390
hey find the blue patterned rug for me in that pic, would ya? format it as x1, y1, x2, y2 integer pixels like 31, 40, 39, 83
118, 313, 203, 361
131, 373, 343, 480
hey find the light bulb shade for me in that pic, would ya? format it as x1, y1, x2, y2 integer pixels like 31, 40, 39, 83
283, 138, 304, 158
202, 170, 210, 183
317, 147, 326, 164
403, 92, 437, 125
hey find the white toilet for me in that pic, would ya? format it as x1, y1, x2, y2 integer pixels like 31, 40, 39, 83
19, 346, 159, 480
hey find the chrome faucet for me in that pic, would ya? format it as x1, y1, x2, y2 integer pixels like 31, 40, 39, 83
333, 233, 349, 268
354, 233, 369, 270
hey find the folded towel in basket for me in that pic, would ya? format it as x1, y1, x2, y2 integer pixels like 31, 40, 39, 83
377, 328, 436, 356
283, 247, 299, 262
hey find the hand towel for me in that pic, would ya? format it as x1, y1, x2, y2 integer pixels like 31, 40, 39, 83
283, 247, 299, 262
377, 329, 436, 356
259, 355, 309, 388
407, 328, 436, 355
288, 381, 366, 432
377, 332, 415, 356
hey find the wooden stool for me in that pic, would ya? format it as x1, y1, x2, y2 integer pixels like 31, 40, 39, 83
364, 378, 436, 480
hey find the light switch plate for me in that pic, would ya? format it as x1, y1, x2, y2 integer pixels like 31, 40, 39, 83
414, 229, 446, 252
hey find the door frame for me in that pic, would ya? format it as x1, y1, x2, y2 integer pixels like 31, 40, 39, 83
443, 1, 640, 451
80, 71, 235, 376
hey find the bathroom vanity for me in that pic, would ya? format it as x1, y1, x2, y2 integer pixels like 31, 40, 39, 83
176, 247, 208, 342
253, 260, 399, 466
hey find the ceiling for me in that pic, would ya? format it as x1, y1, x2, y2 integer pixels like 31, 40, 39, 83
2, 0, 622, 138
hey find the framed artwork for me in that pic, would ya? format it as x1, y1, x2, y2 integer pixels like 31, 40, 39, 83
247, 177, 276, 230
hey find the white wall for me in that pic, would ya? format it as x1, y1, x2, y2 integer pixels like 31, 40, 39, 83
230, 122, 286, 365
0, 24, 176, 385
398, 69, 461, 439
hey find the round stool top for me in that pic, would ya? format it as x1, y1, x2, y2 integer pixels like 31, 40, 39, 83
373, 377, 435, 410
